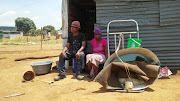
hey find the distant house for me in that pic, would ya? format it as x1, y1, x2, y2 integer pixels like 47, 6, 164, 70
62, 0, 180, 69
0, 26, 16, 31
2, 31, 23, 39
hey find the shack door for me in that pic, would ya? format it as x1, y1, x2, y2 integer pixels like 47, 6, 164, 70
69, 0, 96, 41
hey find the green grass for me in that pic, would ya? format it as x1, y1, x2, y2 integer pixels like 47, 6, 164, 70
0, 36, 62, 45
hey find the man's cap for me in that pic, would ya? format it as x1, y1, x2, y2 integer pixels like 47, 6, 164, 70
71, 21, 80, 28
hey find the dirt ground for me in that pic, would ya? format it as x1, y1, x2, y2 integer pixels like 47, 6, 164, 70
0, 42, 180, 101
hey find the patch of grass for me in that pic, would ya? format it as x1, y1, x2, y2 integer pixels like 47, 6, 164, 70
0, 36, 62, 45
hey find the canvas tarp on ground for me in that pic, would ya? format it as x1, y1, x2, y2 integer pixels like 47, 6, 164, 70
94, 48, 160, 90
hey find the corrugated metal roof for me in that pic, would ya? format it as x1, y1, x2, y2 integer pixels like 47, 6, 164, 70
95, 0, 180, 69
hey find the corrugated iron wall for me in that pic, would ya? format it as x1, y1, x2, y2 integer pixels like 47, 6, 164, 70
95, 0, 180, 69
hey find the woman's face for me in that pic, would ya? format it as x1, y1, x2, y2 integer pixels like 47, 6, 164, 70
94, 33, 101, 39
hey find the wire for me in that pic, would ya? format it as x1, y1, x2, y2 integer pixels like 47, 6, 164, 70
115, 32, 132, 80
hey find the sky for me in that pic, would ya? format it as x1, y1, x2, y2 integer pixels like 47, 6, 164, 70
0, 0, 62, 30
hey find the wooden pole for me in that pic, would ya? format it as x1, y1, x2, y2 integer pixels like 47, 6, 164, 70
41, 27, 42, 50
56, 32, 57, 40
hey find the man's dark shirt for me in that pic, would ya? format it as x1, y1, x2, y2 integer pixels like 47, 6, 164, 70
67, 32, 86, 53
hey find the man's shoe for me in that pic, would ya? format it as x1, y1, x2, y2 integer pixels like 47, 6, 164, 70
54, 75, 66, 81
76, 75, 84, 80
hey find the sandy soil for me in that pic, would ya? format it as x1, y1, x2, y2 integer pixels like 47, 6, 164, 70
0, 43, 180, 101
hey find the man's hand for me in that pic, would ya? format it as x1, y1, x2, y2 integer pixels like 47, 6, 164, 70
75, 51, 80, 59
61, 52, 66, 58
61, 45, 69, 58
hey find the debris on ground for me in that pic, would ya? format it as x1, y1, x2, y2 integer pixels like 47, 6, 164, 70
5, 93, 25, 98
159, 66, 173, 78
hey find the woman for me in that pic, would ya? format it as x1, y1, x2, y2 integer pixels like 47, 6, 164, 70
86, 28, 108, 79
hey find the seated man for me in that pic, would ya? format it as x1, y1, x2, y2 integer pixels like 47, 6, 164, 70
54, 21, 86, 81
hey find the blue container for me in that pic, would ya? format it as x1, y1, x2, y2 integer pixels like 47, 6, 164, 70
30, 61, 53, 75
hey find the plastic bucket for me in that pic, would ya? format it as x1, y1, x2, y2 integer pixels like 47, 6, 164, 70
127, 38, 142, 48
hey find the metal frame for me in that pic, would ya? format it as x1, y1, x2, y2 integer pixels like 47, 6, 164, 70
107, 19, 139, 57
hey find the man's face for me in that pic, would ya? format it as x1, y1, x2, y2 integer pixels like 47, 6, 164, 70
71, 26, 79, 33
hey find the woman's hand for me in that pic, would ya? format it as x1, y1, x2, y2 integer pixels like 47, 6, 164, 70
104, 44, 108, 60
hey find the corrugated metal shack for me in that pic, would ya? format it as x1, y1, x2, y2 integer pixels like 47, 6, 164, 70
62, 0, 180, 69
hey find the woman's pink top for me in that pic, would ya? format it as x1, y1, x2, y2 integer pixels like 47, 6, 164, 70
91, 38, 107, 55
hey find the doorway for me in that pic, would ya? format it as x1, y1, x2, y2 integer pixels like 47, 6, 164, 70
68, 0, 96, 41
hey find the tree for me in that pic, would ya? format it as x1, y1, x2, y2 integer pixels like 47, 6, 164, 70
43, 25, 55, 32
35, 29, 41, 36
60, 27, 62, 30
51, 30, 58, 36
29, 29, 36, 36
15, 17, 36, 35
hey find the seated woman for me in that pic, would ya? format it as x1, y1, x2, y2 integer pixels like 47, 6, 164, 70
86, 28, 108, 79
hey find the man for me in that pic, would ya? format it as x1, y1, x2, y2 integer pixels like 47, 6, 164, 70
54, 21, 86, 81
